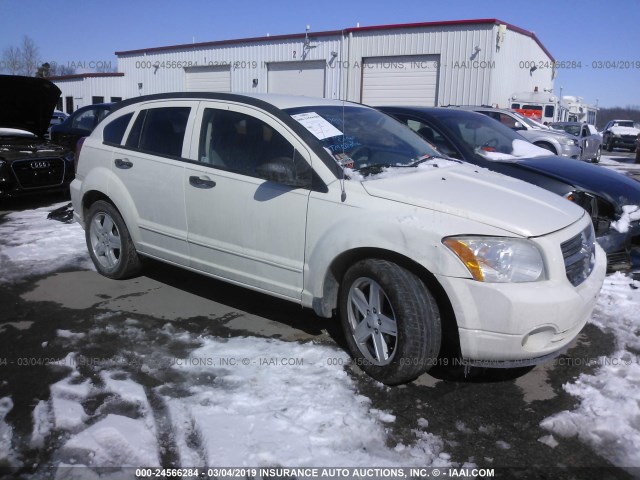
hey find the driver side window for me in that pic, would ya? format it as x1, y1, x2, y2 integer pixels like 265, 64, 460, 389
198, 108, 311, 187
403, 118, 459, 158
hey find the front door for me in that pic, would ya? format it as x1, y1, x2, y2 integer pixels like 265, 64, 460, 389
184, 103, 312, 300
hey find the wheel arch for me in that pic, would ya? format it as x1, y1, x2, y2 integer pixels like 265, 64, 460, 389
533, 141, 558, 155
313, 247, 461, 359
81, 190, 116, 220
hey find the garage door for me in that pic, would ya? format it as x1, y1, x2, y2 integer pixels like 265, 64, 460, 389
361, 55, 439, 106
185, 65, 231, 92
267, 61, 326, 97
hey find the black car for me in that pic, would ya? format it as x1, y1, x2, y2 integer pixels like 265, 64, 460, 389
0, 75, 74, 198
380, 106, 640, 270
50, 102, 113, 154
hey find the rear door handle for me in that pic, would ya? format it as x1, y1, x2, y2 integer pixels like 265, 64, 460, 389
115, 158, 133, 169
189, 175, 216, 189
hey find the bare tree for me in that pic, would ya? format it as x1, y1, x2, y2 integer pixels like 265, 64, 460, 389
2, 45, 22, 74
21, 35, 40, 76
1, 35, 40, 75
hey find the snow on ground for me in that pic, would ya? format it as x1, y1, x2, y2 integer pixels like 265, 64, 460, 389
541, 273, 640, 469
2, 184, 640, 472
0, 202, 93, 283
25, 319, 452, 473
0, 205, 454, 472
0, 397, 19, 467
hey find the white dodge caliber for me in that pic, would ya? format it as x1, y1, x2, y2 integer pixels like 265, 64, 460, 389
70, 93, 606, 385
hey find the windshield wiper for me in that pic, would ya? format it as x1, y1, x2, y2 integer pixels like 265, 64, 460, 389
355, 163, 398, 175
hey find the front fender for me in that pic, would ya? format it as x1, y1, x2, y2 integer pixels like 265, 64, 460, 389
302, 187, 515, 308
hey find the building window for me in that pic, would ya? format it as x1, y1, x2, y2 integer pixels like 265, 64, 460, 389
56, 98, 63, 111
65, 96, 74, 114
92, 96, 105, 104
111, 97, 123, 103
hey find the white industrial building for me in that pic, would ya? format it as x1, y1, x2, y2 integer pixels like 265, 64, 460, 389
51, 19, 556, 113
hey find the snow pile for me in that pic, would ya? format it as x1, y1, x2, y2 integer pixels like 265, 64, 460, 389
541, 273, 640, 468
611, 205, 640, 233
0, 397, 20, 467
478, 139, 550, 161
511, 139, 551, 157
26, 315, 452, 472
164, 336, 450, 467
345, 158, 460, 182
0, 202, 93, 283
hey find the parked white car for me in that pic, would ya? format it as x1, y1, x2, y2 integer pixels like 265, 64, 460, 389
602, 119, 640, 152
70, 93, 606, 385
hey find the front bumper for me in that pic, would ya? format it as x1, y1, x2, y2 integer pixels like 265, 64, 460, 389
610, 136, 637, 149
435, 224, 606, 365
558, 143, 581, 159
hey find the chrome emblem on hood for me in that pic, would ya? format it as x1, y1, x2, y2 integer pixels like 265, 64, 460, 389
31, 160, 50, 169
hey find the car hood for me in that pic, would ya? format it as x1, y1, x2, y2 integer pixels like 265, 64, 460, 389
0, 75, 61, 137
610, 126, 640, 136
515, 156, 640, 210
360, 164, 583, 237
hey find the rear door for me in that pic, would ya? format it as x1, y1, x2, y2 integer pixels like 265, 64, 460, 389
183, 102, 312, 300
110, 101, 197, 265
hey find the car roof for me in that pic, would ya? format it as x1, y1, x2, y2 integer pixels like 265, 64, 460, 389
114, 92, 361, 112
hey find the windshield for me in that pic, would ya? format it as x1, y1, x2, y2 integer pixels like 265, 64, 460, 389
551, 124, 580, 136
614, 121, 635, 128
285, 105, 442, 173
439, 112, 549, 160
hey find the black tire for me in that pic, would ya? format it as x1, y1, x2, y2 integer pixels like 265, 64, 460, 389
338, 259, 441, 385
533, 142, 556, 154
592, 147, 601, 163
85, 200, 142, 279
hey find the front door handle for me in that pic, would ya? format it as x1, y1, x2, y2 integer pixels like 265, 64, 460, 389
189, 175, 216, 189
115, 158, 133, 169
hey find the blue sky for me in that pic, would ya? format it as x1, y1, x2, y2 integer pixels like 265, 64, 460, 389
1, 0, 639, 107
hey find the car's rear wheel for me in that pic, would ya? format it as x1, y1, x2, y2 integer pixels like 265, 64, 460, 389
338, 259, 441, 385
86, 200, 142, 279
592, 146, 601, 163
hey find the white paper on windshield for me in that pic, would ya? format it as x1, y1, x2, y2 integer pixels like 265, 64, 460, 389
291, 112, 343, 140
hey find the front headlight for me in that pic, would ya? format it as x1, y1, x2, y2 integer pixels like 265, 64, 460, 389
558, 137, 578, 146
443, 236, 545, 282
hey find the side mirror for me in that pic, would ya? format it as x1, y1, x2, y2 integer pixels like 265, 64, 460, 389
256, 156, 311, 189
513, 121, 526, 131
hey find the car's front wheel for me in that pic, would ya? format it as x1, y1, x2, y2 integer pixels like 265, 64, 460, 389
592, 146, 601, 163
338, 259, 441, 385
86, 200, 142, 279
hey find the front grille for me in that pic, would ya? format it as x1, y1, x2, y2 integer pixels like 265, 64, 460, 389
561, 225, 596, 287
11, 158, 66, 189
622, 135, 636, 142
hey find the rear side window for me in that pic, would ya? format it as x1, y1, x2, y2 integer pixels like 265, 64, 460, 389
71, 109, 98, 131
103, 113, 133, 144
125, 107, 190, 157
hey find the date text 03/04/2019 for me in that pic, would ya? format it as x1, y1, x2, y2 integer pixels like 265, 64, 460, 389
134, 467, 496, 478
